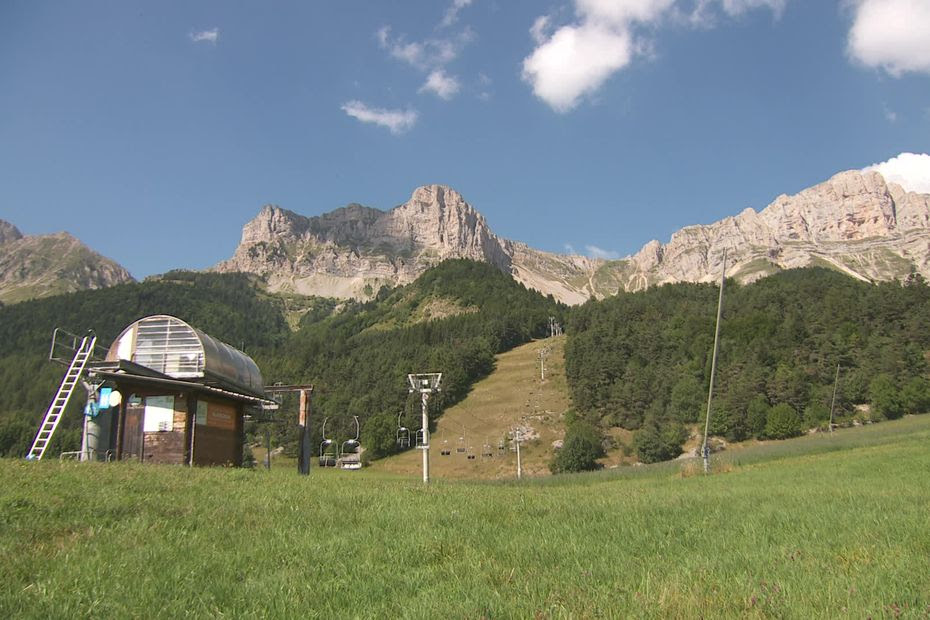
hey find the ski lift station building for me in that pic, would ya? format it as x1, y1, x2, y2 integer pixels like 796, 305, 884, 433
84, 315, 271, 466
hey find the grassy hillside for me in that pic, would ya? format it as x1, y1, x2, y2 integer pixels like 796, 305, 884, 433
2, 416, 929, 617
371, 334, 571, 479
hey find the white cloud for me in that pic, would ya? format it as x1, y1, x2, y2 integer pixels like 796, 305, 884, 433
564, 243, 578, 254
865, 153, 930, 194
530, 16, 552, 44
376, 3, 476, 105
377, 25, 471, 71
523, 21, 634, 112
718, 0, 786, 17
189, 28, 219, 44
440, 0, 474, 28
419, 70, 461, 100
523, 0, 788, 112
586, 245, 620, 259
847, 0, 930, 76
341, 100, 418, 134
576, 0, 676, 25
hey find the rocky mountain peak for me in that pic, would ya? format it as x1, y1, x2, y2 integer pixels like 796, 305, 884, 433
241, 205, 308, 245
0, 219, 23, 244
215, 184, 513, 298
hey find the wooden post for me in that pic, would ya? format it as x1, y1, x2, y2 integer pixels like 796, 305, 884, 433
115, 398, 126, 461
297, 388, 312, 475
265, 427, 272, 470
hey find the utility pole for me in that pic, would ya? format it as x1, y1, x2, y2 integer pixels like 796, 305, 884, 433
828, 363, 840, 433
702, 249, 727, 475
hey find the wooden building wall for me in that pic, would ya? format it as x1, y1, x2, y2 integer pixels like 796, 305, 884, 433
111, 382, 244, 467
141, 395, 188, 464
192, 400, 243, 467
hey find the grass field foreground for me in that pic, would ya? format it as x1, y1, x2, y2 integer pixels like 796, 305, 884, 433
2, 417, 930, 618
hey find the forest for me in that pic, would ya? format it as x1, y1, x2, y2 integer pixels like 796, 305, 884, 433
3, 262, 930, 468
565, 268, 930, 463
0, 261, 563, 458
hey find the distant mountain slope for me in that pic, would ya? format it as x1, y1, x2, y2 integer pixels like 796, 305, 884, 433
0, 220, 134, 304
215, 169, 930, 304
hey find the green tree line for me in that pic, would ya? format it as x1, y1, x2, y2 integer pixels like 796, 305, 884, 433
564, 268, 930, 464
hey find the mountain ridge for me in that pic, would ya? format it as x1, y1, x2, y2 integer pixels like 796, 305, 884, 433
6, 162, 930, 306
214, 168, 930, 303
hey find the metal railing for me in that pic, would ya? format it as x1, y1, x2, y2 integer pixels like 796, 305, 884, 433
48, 327, 108, 365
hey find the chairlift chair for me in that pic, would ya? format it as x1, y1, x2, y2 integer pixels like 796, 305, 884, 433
338, 416, 362, 470
319, 417, 337, 467
396, 411, 410, 449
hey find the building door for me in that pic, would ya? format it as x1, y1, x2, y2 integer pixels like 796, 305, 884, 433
122, 401, 144, 461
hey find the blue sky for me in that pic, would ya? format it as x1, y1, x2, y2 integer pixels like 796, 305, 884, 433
1, 0, 929, 277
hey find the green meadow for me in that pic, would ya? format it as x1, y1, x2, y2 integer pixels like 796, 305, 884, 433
2, 416, 929, 619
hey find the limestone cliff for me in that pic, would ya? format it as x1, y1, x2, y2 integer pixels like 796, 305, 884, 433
598, 170, 930, 293
215, 169, 930, 304
215, 185, 515, 298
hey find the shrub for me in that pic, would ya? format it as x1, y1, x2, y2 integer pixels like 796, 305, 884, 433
764, 403, 802, 439
550, 421, 605, 473
869, 374, 903, 420
901, 376, 930, 415
633, 416, 687, 464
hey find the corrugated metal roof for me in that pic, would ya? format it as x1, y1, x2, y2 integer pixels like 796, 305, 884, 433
106, 315, 264, 397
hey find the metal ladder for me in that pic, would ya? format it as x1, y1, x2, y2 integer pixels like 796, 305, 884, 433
27, 334, 97, 461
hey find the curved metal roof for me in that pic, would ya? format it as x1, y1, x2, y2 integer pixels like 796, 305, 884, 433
106, 315, 264, 397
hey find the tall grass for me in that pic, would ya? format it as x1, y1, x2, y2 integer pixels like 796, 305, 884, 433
2, 417, 929, 618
